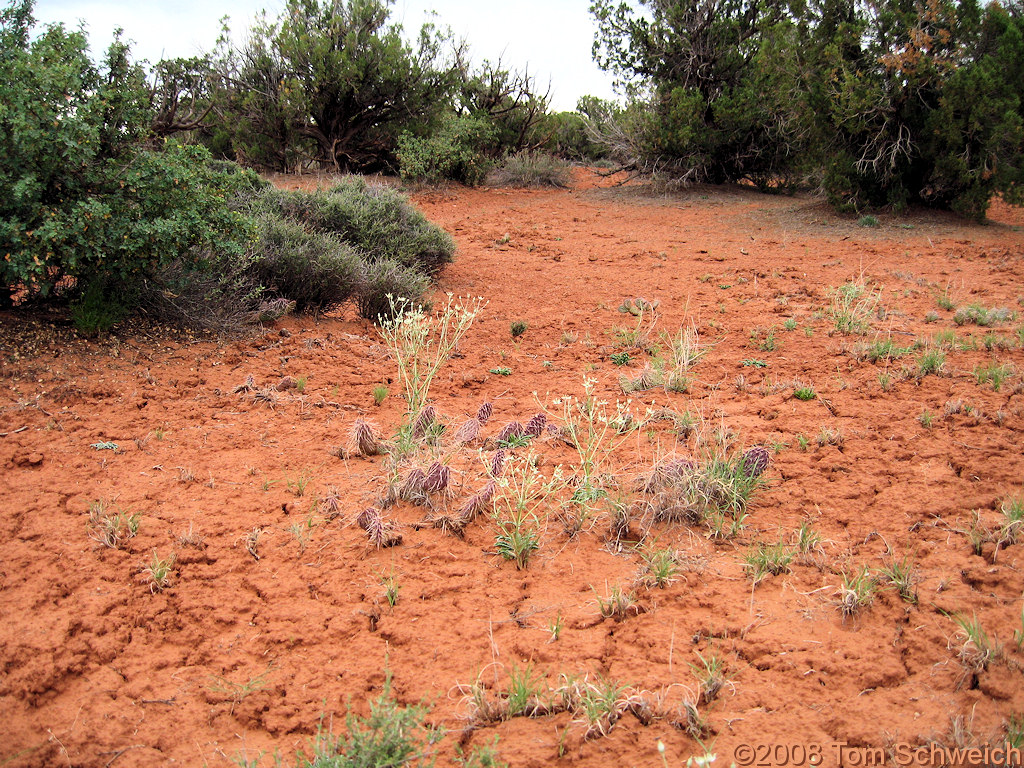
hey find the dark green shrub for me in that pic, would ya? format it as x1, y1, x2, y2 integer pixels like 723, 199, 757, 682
397, 114, 496, 186
487, 151, 571, 188
540, 110, 608, 161
0, 5, 257, 308
590, 0, 806, 188
212, 0, 461, 173
589, 0, 1024, 220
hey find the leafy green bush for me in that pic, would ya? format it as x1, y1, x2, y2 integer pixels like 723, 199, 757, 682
589, 0, 1024, 219
487, 151, 571, 188
210, 0, 462, 173
0, 4, 257, 310
540, 110, 608, 162
397, 114, 496, 186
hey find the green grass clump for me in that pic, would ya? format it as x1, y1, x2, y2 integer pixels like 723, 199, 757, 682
974, 363, 1014, 391
88, 500, 140, 549
917, 349, 946, 377
743, 541, 794, 585
837, 565, 876, 616
828, 280, 881, 335
793, 386, 816, 401
855, 337, 916, 362
954, 303, 1014, 327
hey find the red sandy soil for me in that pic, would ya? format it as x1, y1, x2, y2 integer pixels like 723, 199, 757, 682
2, 169, 1024, 768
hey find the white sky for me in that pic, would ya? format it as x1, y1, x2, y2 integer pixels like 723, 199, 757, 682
31, 0, 620, 111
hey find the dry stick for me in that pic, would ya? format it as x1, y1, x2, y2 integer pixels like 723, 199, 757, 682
100, 744, 149, 767
668, 620, 676, 675
0, 426, 28, 437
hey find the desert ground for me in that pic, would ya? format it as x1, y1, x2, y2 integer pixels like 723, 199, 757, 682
2, 169, 1024, 767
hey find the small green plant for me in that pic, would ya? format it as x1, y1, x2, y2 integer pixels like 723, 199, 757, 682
828, 279, 881, 335
490, 367, 512, 376
741, 358, 767, 368
857, 214, 879, 227
303, 673, 433, 765
288, 520, 313, 553
1007, 713, 1024, 750
855, 337, 915, 362
793, 386, 816, 401
505, 663, 546, 717
613, 297, 660, 350
816, 426, 843, 447
88, 500, 140, 549
373, 384, 389, 405
456, 736, 509, 768
997, 494, 1024, 556
294, 375, 308, 393
919, 410, 935, 428
982, 332, 1013, 351
144, 550, 176, 593
795, 519, 821, 555
494, 511, 540, 569
878, 556, 918, 604
935, 285, 957, 311
783, 318, 798, 331
287, 471, 313, 497
974, 362, 1014, 391
837, 566, 876, 616
749, 326, 778, 351
208, 667, 273, 713
547, 613, 564, 642
594, 583, 638, 620
610, 351, 631, 366
510, 320, 528, 337
878, 372, 892, 391
575, 676, 628, 739
379, 571, 401, 608
917, 349, 946, 377
705, 509, 748, 541
949, 613, 997, 678
795, 434, 810, 451
743, 541, 794, 585
640, 548, 679, 588
689, 650, 729, 703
